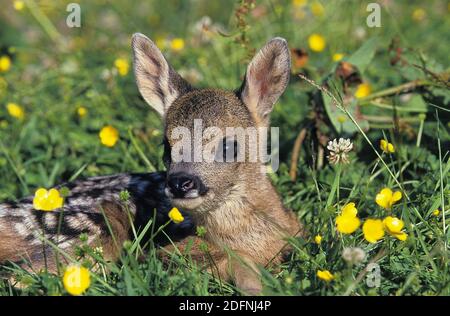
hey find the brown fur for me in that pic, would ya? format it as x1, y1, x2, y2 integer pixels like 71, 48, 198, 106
133, 33, 303, 294
95, 201, 132, 262
0, 35, 302, 295
0, 227, 31, 263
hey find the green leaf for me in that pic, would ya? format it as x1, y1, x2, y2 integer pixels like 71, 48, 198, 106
347, 37, 379, 74
322, 92, 370, 134
400, 94, 427, 112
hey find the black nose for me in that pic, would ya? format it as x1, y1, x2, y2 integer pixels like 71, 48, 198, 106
167, 172, 198, 198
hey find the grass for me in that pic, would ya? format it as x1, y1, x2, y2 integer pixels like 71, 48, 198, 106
0, 0, 449, 296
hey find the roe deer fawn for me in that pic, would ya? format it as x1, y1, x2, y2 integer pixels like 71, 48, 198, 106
0, 33, 302, 295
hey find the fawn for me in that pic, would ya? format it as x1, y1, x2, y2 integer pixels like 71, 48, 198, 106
0, 33, 302, 294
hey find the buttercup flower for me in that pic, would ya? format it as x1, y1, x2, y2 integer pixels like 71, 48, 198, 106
168, 207, 184, 223
155, 36, 167, 49
6, 102, 24, 120
14, 1, 25, 11
114, 58, 129, 76
308, 34, 326, 52
77, 106, 87, 118
317, 270, 334, 282
383, 216, 408, 241
337, 115, 346, 123
33, 188, 64, 211
432, 209, 440, 217
327, 138, 353, 165
0, 56, 11, 72
336, 202, 361, 234
380, 139, 395, 153
292, 0, 307, 7
63, 265, 91, 296
355, 82, 372, 99
99, 125, 119, 147
170, 38, 185, 52
314, 234, 322, 244
412, 8, 426, 21
375, 188, 402, 209
311, 2, 324, 17
363, 219, 385, 243
332, 53, 344, 62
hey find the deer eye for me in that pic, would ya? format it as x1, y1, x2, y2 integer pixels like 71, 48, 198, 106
216, 138, 239, 162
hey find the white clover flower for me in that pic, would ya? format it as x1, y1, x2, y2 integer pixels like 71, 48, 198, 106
342, 247, 366, 265
327, 138, 354, 165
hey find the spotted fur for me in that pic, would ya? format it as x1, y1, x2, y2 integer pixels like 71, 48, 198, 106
0, 172, 194, 271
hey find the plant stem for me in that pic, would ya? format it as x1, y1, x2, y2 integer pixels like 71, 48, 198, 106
326, 163, 342, 209
358, 79, 431, 102
416, 116, 425, 147
289, 128, 307, 181
365, 100, 427, 113
24, 0, 62, 43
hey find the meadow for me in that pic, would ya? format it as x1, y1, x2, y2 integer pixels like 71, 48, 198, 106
0, 0, 448, 296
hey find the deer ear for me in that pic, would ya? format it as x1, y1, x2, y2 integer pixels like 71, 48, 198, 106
238, 37, 291, 125
132, 33, 192, 116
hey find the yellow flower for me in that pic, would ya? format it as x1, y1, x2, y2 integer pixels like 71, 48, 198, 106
77, 106, 87, 118
63, 265, 91, 296
375, 188, 402, 209
355, 82, 372, 99
114, 58, 129, 76
99, 125, 119, 147
170, 38, 185, 52
168, 207, 184, 224
0, 56, 12, 72
6, 102, 24, 120
332, 53, 344, 62
336, 202, 361, 234
380, 139, 395, 154
292, 0, 307, 7
14, 1, 25, 11
363, 219, 385, 243
412, 8, 426, 21
317, 270, 334, 282
33, 188, 64, 211
155, 36, 167, 49
383, 216, 408, 241
341, 202, 357, 217
308, 34, 326, 52
432, 209, 440, 217
314, 234, 322, 244
311, 1, 324, 17
337, 115, 346, 123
